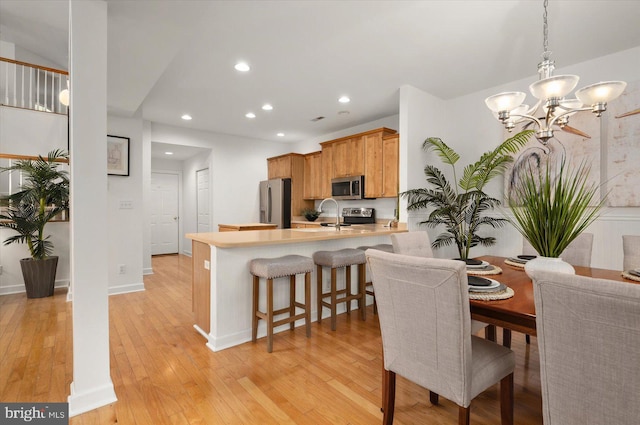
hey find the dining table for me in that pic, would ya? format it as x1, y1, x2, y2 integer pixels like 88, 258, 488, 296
471, 255, 639, 345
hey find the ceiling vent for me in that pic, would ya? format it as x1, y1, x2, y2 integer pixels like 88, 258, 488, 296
310, 116, 325, 122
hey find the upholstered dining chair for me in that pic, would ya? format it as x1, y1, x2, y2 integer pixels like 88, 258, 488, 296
622, 235, 640, 270
522, 232, 594, 267
531, 270, 640, 425
366, 249, 515, 425
392, 231, 488, 335
522, 232, 594, 345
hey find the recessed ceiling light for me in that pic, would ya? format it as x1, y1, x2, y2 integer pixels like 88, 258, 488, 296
181, 114, 192, 120
234, 62, 250, 72
338, 96, 350, 103
165, 152, 174, 155
245, 112, 256, 119
277, 132, 285, 137
262, 104, 273, 111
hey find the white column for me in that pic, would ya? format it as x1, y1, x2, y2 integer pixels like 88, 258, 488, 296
68, 0, 117, 416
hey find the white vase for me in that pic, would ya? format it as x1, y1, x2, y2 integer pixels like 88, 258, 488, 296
524, 256, 575, 279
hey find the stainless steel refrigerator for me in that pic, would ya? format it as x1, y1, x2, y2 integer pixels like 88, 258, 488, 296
259, 178, 292, 228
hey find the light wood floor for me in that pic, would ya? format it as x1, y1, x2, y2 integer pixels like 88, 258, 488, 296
0, 254, 543, 424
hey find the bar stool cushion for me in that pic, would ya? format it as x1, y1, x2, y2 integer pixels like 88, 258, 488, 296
313, 248, 366, 268
250, 255, 314, 279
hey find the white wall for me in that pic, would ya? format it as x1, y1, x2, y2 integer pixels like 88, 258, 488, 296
107, 115, 144, 294
149, 123, 290, 257
0, 106, 69, 295
403, 46, 640, 268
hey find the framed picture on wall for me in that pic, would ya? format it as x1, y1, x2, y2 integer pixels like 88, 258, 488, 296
107, 135, 130, 176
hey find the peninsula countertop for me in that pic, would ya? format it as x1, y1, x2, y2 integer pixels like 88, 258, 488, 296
186, 223, 407, 248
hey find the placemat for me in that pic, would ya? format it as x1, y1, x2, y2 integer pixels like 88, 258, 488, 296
504, 258, 526, 269
469, 287, 514, 300
622, 271, 640, 282
467, 265, 503, 276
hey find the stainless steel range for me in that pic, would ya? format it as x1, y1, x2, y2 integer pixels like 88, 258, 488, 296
342, 207, 376, 225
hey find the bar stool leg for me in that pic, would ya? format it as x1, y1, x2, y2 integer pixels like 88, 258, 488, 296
330, 267, 338, 331
289, 275, 296, 331
304, 272, 311, 338
266, 278, 274, 353
252, 275, 259, 342
358, 263, 366, 321
345, 265, 352, 315
317, 265, 323, 324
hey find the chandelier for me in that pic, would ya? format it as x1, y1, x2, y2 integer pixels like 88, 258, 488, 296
484, 0, 626, 143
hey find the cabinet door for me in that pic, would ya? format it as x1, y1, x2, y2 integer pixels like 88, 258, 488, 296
332, 139, 349, 178
268, 156, 291, 179
348, 136, 365, 176
364, 132, 383, 198
304, 151, 322, 199
382, 135, 399, 197
321, 144, 333, 198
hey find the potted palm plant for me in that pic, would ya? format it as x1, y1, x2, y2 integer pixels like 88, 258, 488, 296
402, 130, 532, 262
506, 158, 604, 277
0, 150, 69, 298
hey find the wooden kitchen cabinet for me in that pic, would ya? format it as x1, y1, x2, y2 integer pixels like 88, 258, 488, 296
267, 154, 293, 179
303, 151, 323, 199
266, 153, 313, 219
364, 132, 399, 198
332, 136, 364, 178
381, 134, 399, 197
320, 143, 333, 198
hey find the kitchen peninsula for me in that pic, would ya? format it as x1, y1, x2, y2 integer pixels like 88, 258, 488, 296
187, 223, 407, 351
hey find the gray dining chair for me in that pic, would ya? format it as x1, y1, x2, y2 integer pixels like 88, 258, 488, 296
366, 249, 515, 425
391, 231, 488, 335
522, 232, 594, 345
622, 235, 640, 270
522, 233, 593, 267
532, 270, 640, 425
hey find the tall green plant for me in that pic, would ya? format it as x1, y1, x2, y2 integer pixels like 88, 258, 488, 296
506, 158, 604, 257
402, 130, 532, 260
0, 150, 69, 259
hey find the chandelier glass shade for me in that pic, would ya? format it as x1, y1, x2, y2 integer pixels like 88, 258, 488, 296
485, 0, 626, 143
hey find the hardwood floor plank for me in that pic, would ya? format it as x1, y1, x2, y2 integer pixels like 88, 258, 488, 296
0, 254, 543, 424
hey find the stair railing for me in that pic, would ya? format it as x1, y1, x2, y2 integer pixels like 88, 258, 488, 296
0, 57, 69, 115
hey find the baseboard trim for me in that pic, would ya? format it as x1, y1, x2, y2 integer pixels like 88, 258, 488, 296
0, 279, 69, 296
107, 282, 145, 296
68, 381, 118, 417
143, 267, 154, 276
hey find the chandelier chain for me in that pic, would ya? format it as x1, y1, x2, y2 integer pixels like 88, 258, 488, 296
542, 0, 550, 60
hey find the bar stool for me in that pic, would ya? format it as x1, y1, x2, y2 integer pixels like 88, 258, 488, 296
313, 248, 367, 331
250, 254, 314, 352
357, 244, 394, 315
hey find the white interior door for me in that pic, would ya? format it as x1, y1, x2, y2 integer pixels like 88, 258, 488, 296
196, 168, 210, 233
151, 172, 179, 255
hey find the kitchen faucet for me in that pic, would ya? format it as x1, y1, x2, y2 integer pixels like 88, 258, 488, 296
318, 197, 340, 227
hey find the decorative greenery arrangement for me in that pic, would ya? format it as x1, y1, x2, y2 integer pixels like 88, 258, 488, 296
506, 158, 604, 257
402, 130, 532, 260
302, 208, 320, 222
0, 150, 69, 259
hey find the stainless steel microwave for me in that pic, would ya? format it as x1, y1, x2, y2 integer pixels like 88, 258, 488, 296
331, 176, 365, 200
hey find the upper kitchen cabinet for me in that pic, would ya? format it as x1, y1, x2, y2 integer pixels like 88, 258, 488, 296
320, 143, 333, 198
320, 127, 397, 198
303, 151, 322, 199
332, 136, 364, 178
268, 154, 296, 179
364, 132, 399, 198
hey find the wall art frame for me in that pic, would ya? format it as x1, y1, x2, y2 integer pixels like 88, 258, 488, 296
107, 135, 130, 176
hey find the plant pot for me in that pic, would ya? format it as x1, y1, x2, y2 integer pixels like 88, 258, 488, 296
524, 256, 574, 279
20, 256, 58, 298
305, 215, 319, 222
454, 258, 483, 266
